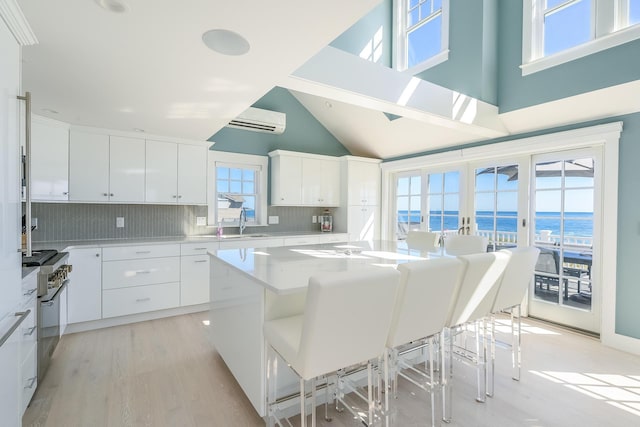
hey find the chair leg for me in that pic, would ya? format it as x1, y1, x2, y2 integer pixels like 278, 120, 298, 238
368, 361, 374, 426
428, 336, 436, 427
475, 320, 486, 403
266, 346, 277, 427
441, 328, 452, 423
300, 378, 306, 427
311, 377, 317, 427
486, 314, 495, 398
512, 304, 522, 381
324, 375, 332, 422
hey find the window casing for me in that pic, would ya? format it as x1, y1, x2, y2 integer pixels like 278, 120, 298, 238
394, 0, 450, 73
522, 0, 640, 75
207, 152, 268, 227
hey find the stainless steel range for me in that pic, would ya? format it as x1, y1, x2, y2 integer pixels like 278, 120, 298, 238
23, 250, 72, 382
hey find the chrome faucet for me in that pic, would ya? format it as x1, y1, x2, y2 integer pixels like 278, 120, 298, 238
239, 207, 247, 235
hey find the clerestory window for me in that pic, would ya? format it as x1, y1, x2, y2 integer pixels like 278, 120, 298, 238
394, 0, 450, 73
522, 0, 640, 75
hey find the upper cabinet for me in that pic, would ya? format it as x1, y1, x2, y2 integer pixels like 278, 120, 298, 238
269, 150, 340, 207
145, 141, 207, 205
31, 117, 69, 201
342, 156, 381, 206
69, 131, 145, 203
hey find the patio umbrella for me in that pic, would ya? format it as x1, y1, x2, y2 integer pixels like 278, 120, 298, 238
476, 159, 594, 181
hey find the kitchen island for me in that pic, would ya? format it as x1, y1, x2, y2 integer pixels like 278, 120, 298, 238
208, 240, 442, 417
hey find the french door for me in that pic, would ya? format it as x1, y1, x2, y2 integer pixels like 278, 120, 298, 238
527, 149, 601, 334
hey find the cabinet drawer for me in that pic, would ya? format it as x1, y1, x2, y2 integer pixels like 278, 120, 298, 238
102, 244, 180, 261
316, 233, 349, 243
102, 257, 180, 289
102, 282, 180, 318
21, 345, 37, 414
180, 242, 218, 256
283, 236, 318, 246
21, 273, 38, 303
19, 308, 37, 361
218, 238, 283, 249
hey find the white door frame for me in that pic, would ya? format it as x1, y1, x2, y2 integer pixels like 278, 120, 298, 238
381, 122, 638, 354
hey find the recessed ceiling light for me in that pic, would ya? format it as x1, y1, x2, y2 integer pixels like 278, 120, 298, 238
95, 0, 130, 13
133, 128, 145, 133
42, 108, 58, 114
202, 29, 250, 56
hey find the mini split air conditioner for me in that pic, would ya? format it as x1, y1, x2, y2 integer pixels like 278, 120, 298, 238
226, 107, 286, 134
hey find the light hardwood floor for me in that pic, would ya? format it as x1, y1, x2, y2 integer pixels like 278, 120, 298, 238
23, 313, 640, 427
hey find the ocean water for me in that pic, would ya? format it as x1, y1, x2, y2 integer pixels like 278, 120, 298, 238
397, 210, 593, 237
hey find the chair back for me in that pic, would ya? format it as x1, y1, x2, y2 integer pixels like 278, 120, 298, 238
492, 246, 540, 312
406, 231, 439, 251
387, 258, 465, 348
297, 268, 400, 380
535, 247, 559, 274
444, 235, 488, 256
447, 251, 510, 327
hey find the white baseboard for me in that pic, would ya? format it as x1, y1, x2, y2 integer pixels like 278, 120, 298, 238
601, 331, 640, 356
64, 303, 209, 335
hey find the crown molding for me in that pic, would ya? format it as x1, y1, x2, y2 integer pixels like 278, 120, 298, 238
0, 0, 37, 46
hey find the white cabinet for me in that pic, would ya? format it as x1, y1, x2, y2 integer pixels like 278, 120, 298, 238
19, 273, 38, 413
31, 116, 69, 201
178, 144, 208, 204
341, 157, 382, 241
108, 136, 145, 202
69, 131, 145, 203
348, 205, 380, 241
269, 150, 340, 207
146, 141, 207, 205
69, 131, 110, 202
67, 248, 102, 324
343, 157, 380, 206
270, 154, 302, 205
180, 242, 217, 306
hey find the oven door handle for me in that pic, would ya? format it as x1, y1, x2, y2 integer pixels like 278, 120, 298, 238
0, 310, 31, 348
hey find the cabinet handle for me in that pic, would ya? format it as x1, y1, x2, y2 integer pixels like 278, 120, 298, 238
110, 193, 114, 197
193, 247, 207, 250
102, 193, 108, 197
95, 253, 100, 257
194, 260, 207, 263
172, 195, 177, 198
281, 198, 284, 201
178, 195, 182, 199
23, 288, 37, 296
24, 376, 37, 389
62, 192, 69, 195
24, 326, 37, 336
135, 270, 151, 275
135, 251, 151, 254
135, 297, 151, 303
42, 301, 54, 307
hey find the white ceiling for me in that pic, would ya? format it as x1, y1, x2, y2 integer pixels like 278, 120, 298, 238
18, 0, 380, 141
17, 0, 640, 159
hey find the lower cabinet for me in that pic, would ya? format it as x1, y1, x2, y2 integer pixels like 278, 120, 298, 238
19, 274, 38, 415
103, 282, 180, 318
180, 255, 210, 306
67, 248, 102, 324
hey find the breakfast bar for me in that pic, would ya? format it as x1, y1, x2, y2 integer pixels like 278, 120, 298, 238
208, 240, 440, 416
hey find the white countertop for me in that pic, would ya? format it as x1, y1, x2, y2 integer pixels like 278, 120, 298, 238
209, 240, 444, 295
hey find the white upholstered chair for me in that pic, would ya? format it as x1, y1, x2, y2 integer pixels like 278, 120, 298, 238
441, 251, 510, 421
405, 230, 439, 251
486, 246, 540, 394
384, 257, 466, 426
444, 235, 488, 256
264, 268, 400, 427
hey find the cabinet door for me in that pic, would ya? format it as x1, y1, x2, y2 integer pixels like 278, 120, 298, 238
109, 136, 145, 202
321, 159, 341, 206
348, 205, 379, 241
271, 154, 302, 205
69, 131, 110, 202
31, 119, 69, 201
180, 255, 210, 306
178, 144, 207, 205
348, 161, 380, 206
145, 140, 178, 203
301, 158, 323, 205
67, 248, 102, 324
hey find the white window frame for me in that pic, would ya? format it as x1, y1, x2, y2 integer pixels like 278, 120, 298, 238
522, 0, 640, 75
393, 0, 450, 74
207, 151, 268, 227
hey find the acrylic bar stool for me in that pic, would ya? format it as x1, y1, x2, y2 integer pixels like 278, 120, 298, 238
384, 257, 465, 426
405, 230, 439, 251
444, 235, 488, 256
264, 268, 400, 427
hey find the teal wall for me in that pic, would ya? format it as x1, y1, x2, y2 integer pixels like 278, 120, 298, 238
498, 0, 640, 113
415, 0, 498, 105
330, 0, 393, 67
209, 87, 350, 157
330, 0, 499, 105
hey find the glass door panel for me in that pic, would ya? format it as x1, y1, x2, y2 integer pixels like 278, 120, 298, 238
427, 171, 460, 238
474, 164, 520, 251
529, 153, 599, 333
395, 173, 422, 239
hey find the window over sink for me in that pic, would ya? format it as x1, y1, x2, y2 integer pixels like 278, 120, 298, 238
208, 152, 268, 227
